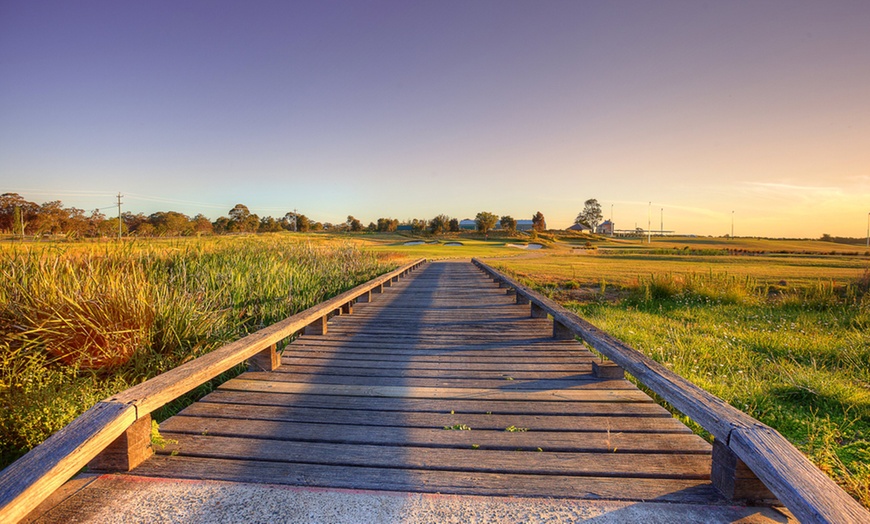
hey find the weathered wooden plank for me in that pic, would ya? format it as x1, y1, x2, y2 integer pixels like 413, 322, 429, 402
177, 402, 692, 433
158, 434, 711, 479
0, 402, 136, 524
200, 390, 669, 415
131, 455, 724, 503
730, 426, 870, 523
271, 363, 592, 378
240, 371, 637, 390
158, 416, 711, 454
217, 378, 653, 402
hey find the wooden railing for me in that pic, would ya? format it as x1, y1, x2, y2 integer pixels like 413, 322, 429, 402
472, 258, 869, 524
0, 258, 426, 524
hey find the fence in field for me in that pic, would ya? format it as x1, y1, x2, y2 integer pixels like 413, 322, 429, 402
472, 258, 868, 524
0, 259, 426, 524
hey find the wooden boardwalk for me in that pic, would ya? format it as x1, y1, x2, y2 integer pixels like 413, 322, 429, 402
129, 260, 725, 503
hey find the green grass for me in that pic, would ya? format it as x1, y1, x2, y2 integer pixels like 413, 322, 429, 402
0, 234, 393, 469
490, 253, 870, 507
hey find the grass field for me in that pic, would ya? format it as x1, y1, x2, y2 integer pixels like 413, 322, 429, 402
478, 243, 869, 507
0, 234, 394, 469
2, 232, 867, 506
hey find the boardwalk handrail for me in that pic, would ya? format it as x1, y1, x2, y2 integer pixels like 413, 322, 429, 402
472, 258, 869, 524
0, 258, 426, 524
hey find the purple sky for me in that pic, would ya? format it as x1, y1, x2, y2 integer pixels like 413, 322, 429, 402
1, 1, 869, 236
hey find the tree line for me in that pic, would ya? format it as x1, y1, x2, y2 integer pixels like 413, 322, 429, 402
0, 193, 551, 239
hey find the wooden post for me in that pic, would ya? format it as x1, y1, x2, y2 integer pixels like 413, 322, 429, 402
341, 302, 353, 315
384, 279, 393, 288
373, 283, 384, 294
248, 343, 279, 372
530, 302, 547, 319
592, 358, 624, 379
711, 440, 776, 502
553, 320, 574, 340
87, 414, 152, 472
304, 315, 328, 335
358, 290, 372, 303
516, 294, 530, 305
391, 275, 399, 283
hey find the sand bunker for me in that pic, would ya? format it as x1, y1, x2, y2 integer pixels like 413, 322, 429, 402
444, 242, 463, 246
403, 240, 425, 246
506, 243, 543, 250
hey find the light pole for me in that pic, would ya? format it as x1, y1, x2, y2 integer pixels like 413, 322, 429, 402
648, 202, 651, 244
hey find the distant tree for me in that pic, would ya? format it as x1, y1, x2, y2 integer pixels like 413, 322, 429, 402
310, 221, 323, 231
500, 215, 517, 233
429, 214, 450, 234
136, 222, 155, 237
0, 193, 37, 232
448, 218, 460, 233
122, 212, 148, 235
576, 199, 603, 231
228, 204, 251, 222
820, 233, 832, 242
410, 218, 427, 233
532, 211, 547, 232
65, 208, 89, 237
296, 214, 311, 232
212, 216, 231, 234
346, 215, 363, 232
87, 209, 106, 237
191, 214, 213, 235
149, 211, 192, 236
377, 217, 399, 232
259, 216, 283, 233
475, 211, 499, 239
367, 222, 376, 232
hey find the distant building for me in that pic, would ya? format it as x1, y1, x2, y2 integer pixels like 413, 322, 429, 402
567, 223, 592, 233
596, 220, 614, 235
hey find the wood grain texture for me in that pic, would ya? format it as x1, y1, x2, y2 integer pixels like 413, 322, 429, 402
0, 402, 136, 524
126, 261, 723, 505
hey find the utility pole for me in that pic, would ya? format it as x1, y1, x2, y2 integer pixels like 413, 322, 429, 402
117, 193, 123, 241
647, 202, 651, 244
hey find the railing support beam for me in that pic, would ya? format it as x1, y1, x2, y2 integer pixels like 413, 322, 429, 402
592, 358, 624, 379
88, 414, 152, 472
712, 439, 775, 502
553, 320, 574, 340
304, 316, 328, 335
248, 343, 279, 372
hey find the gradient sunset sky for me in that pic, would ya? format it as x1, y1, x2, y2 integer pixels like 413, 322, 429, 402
1, 1, 868, 237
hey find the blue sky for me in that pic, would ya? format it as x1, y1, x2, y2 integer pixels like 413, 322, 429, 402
1, 1, 869, 236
